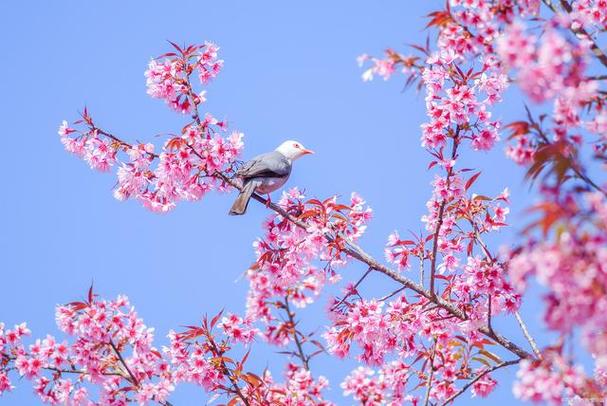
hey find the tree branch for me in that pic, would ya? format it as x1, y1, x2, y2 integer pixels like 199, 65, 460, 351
109, 339, 140, 387
423, 341, 437, 406
439, 359, 521, 405
330, 267, 373, 311
205, 334, 251, 406
430, 130, 460, 297
514, 310, 542, 359
284, 297, 310, 370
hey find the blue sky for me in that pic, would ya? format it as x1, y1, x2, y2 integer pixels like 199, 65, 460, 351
0, 1, 552, 404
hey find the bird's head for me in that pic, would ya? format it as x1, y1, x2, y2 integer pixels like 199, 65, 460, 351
275, 140, 315, 161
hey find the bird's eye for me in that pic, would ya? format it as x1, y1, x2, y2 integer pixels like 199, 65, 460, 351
293, 143, 300, 149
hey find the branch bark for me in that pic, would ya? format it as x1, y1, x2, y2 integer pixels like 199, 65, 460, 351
429, 131, 460, 297
284, 297, 310, 370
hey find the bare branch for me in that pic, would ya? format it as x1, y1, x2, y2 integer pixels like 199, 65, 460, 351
514, 311, 542, 359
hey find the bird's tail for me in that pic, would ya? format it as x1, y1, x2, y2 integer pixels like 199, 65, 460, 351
229, 181, 258, 215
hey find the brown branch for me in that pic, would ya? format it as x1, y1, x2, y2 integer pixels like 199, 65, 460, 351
109, 339, 140, 387
284, 297, 310, 370
330, 267, 373, 311
44, 366, 126, 379
439, 359, 521, 405
423, 341, 437, 406
205, 334, 251, 406
469, 224, 542, 359
429, 201, 446, 297
514, 311, 542, 359
430, 131, 460, 297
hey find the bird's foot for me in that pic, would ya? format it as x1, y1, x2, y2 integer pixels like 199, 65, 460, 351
265, 194, 272, 208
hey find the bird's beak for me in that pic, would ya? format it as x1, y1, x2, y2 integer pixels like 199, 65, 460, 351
302, 148, 315, 155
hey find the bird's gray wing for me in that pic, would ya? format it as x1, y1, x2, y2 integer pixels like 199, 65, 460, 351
236, 151, 291, 179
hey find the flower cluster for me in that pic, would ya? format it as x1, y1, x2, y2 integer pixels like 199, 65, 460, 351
144, 42, 223, 113
571, 0, 607, 30
341, 362, 411, 405
0, 292, 174, 404
513, 351, 589, 404
1, 290, 337, 405
0, 322, 30, 396
60, 42, 244, 213
326, 294, 505, 403
254, 363, 333, 405
246, 188, 371, 343
48, 0, 607, 400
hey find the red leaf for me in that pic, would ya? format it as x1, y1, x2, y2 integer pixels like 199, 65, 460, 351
465, 172, 481, 191
210, 309, 224, 330
167, 40, 183, 54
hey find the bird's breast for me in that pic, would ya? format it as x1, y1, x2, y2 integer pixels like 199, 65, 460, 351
255, 176, 288, 194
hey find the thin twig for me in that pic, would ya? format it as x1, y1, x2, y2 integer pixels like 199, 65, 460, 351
109, 339, 140, 387
487, 294, 494, 334
430, 130, 460, 297
514, 311, 542, 358
571, 165, 607, 198
419, 251, 426, 285
439, 359, 521, 405
284, 297, 310, 370
206, 334, 251, 406
423, 341, 437, 406
471, 226, 543, 358
379, 286, 406, 302
331, 267, 373, 311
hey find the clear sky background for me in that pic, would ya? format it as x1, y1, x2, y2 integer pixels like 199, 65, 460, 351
0, 1, 553, 404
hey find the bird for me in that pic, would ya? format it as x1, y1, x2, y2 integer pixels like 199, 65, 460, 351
229, 140, 314, 215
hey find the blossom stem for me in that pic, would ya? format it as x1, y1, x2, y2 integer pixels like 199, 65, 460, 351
379, 286, 406, 302
487, 294, 494, 334
206, 336, 251, 406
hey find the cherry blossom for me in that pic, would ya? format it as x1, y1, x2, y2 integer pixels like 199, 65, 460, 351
32, 0, 607, 403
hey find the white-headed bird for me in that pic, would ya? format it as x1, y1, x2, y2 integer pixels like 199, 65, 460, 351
229, 140, 314, 215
